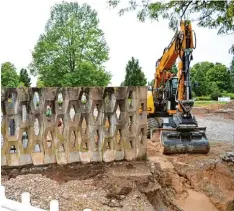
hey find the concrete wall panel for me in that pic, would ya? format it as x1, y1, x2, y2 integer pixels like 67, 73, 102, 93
1, 86, 147, 166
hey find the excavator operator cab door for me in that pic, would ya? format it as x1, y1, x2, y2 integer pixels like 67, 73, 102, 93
165, 77, 178, 111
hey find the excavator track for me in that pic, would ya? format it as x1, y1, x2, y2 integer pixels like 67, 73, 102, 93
147, 118, 161, 139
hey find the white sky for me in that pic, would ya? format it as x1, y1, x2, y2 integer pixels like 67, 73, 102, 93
0, 0, 233, 87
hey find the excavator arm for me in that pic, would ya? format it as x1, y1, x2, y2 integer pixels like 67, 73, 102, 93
147, 21, 185, 115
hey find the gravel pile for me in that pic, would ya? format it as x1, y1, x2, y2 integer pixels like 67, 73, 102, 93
2, 174, 154, 211
197, 115, 234, 143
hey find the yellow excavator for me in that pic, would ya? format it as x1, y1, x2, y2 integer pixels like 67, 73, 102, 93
147, 20, 210, 154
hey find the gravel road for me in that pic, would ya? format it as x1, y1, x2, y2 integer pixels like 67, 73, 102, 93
197, 115, 234, 143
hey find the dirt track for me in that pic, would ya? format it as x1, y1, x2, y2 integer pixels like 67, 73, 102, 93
1, 102, 234, 211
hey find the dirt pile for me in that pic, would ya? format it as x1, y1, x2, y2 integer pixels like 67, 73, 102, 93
220, 101, 234, 110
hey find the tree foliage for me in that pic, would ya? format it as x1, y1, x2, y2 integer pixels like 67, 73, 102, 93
30, 2, 111, 87
108, 0, 234, 54
19, 68, 31, 87
1, 62, 20, 88
123, 57, 147, 86
230, 57, 234, 92
36, 78, 45, 88
206, 63, 231, 92
171, 64, 178, 74
191, 61, 232, 97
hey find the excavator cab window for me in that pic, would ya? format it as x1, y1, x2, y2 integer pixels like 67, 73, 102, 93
171, 78, 178, 89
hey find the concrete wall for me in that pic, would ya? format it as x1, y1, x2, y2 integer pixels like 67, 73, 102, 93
1, 87, 147, 166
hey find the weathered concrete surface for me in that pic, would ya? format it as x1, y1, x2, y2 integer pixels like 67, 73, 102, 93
1, 87, 147, 166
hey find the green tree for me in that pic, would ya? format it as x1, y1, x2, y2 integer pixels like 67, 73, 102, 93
108, 1, 234, 54
191, 66, 208, 96
30, 2, 111, 87
190, 61, 232, 96
124, 57, 147, 86
209, 82, 221, 100
59, 62, 111, 87
36, 78, 45, 88
206, 63, 231, 92
190, 62, 215, 96
1, 62, 20, 88
230, 57, 234, 92
19, 68, 31, 87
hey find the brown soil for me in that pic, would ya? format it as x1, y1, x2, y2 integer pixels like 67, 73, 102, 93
1, 104, 234, 211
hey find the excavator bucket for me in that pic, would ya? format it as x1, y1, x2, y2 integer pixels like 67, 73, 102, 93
160, 128, 210, 154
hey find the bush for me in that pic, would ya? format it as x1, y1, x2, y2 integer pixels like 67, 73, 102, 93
192, 91, 196, 98
221, 92, 234, 99
195, 96, 211, 101
210, 90, 222, 100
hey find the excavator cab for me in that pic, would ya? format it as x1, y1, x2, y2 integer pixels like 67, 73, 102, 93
164, 76, 178, 113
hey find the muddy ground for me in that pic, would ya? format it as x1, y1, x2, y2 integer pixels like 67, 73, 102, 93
1, 102, 234, 211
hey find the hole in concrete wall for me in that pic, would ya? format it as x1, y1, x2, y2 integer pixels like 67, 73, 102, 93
116, 129, 121, 144
22, 105, 27, 122
34, 144, 41, 152
95, 130, 99, 147
104, 91, 111, 108
128, 116, 133, 132
45, 105, 52, 118
33, 92, 40, 109
8, 119, 15, 136
116, 104, 121, 120
59, 143, 65, 152
82, 141, 88, 150
139, 128, 144, 144
70, 105, 75, 122
70, 131, 76, 147
140, 103, 144, 118
57, 92, 63, 107
34, 118, 40, 136
9, 145, 16, 153
106, 140, 111, 149
1, 134, 4, 149
46, 131, 53, 148
128, 91, 133, 108
93, 104, 99, 121
22, 131, 29, 149
129, 140, 133, 148
58, 118, 64, 135
81, 118, 87, 135
80, 92, 87, 109
105, 116, 111, 133
7, 93, 15, 109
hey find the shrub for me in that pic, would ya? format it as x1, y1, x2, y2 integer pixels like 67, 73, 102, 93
210, 91, 222, 100
195, 96, 211, 101
221, 92, 234, 99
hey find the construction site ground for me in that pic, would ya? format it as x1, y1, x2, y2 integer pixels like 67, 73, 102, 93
1, 101, 234, 211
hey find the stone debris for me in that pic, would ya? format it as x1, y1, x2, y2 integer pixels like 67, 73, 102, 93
220, 151, 234, 162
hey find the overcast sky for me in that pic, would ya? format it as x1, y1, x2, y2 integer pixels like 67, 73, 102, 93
0, 0, 233, 87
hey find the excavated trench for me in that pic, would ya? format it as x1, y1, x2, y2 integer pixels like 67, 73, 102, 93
2, 149, 234, 211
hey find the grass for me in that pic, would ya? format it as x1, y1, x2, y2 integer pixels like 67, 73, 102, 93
194, 101, 227, 107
